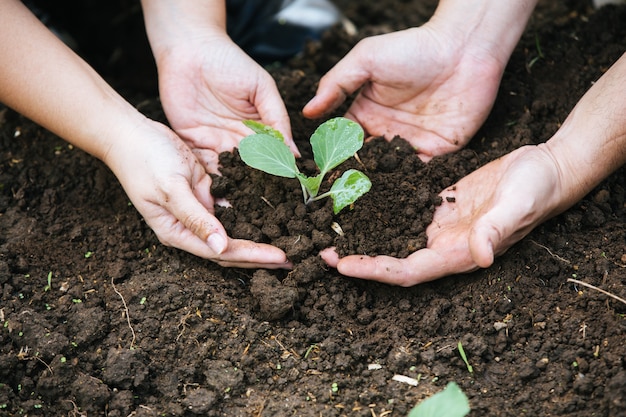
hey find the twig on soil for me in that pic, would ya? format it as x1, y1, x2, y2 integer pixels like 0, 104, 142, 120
17, 346, 53, 374
530, 240, 570, 264
353, 151, 367, 171
111, 277, 137, 349
175, 310, 195, 342
435, 344, 453, 353
260, 196, 275, 209
65, 400, 87, 417
254, 399, 266, 417
369, 408, 393, 417
567, 277, 626, 306
272, 335, 301, 359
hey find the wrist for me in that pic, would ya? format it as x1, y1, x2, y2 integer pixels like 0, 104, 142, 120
542, 115, 626, 212
530, 142, 582, 218
542, 53, 626, 208
141, 0, 227, 61
428, 0, 538, 69
99, 115, 167, 177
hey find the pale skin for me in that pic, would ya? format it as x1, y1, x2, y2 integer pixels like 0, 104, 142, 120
312, 2, 626, 285
318, 1, 626, 286
0, 0, 292, 269
303, 0, 538, 161
139, 0, 300, 169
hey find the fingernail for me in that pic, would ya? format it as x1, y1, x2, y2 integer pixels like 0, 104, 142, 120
207, 233, 227, 254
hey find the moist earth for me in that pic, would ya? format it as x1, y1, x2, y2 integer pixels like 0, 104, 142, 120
1, 1, 625, 416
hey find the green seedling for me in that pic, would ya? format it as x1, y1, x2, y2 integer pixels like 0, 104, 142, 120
43, 271, 52, 292
407, 382, 470, 417
238, 117, 371, 214
457, 341, 473, 374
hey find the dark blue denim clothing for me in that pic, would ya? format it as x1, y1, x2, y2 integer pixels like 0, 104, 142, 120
227, 0, 341, 64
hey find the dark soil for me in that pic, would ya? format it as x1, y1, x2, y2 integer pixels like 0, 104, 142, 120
1, 1, 625, 416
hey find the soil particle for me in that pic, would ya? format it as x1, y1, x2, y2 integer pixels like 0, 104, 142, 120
182, 387, 218, 415
102, 348, 150, 390
250, 270, 299, 320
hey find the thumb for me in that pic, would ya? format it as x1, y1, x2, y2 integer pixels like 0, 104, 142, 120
165, 181, 229, 256
319, 247, 340, 267
469, 219, 498, 269
469, 197, 534, 269
303, 52, 371, 119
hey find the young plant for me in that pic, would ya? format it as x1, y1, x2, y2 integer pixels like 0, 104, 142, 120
238, 117, 371, 214
407, 382, 470, 417
457, 341, 474, 374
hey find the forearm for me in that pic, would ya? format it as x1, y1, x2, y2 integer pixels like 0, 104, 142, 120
0, 0, 145, 162
140, 0, 227, 63
429, 0, 539, 68
543, 53, 626, 211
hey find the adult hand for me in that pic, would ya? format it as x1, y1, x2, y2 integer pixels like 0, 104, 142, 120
156, 33, 299, 173
322, 49, 626, 286
303, 25, 504, 161
321, 145, 567, 285
105, 119, 292, 269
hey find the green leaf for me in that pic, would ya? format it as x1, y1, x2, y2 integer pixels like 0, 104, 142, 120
329, 169, 371, 214
311, 117, 364, 175
238, 134, 298, 178
243, 120, 285, 141
296, 172, 324, 200
407, 382, 470, 417
458, 341, 473, 374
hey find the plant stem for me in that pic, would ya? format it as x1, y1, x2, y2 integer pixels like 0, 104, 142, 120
300, 182, 311, 205
309, 191, 333, 203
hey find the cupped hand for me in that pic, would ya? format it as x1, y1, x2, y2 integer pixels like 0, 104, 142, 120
104, 118, 292, 269
155, 33, 299, 173
303, 25, 504, 161
321, 145, 568, 286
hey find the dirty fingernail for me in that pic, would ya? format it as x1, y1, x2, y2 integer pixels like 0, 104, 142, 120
207, 233, 227, 254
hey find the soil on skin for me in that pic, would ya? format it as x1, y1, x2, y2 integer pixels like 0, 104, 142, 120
1, 1, 625, 416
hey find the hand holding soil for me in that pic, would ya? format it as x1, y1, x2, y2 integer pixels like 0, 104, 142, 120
320, 146, 566, 285
321, 48, 626, 285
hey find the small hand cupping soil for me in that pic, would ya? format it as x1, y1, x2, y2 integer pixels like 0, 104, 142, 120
1, 1, 625, 416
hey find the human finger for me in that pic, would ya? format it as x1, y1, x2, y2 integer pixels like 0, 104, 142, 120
302, 46, 371, 118
153, 176, 229, 256
320, 248, 454, 286
253, 75, 300, 157
213, 239, 292, 269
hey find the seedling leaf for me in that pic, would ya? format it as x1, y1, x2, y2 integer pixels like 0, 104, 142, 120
239, 117, 370, 210
311, 117, 364, 174
243, 120, 285, 141
328, 169, 372, 214
407, 382, 470, 417
296, 172, 324, 199
239, 134, 298, 178
457, 341, 474, 374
